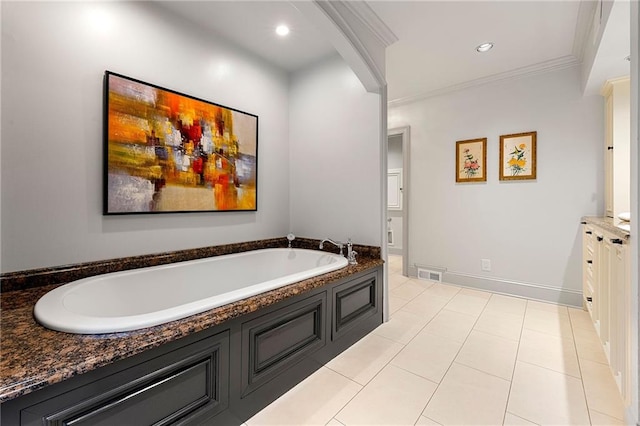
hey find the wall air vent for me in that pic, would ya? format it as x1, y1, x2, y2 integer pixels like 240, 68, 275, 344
417, 268, 442, 282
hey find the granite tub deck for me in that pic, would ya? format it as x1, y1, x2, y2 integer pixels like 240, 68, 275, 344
0, 238, 383, 403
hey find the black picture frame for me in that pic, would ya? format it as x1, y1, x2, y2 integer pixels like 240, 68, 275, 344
103, 71, 258, 214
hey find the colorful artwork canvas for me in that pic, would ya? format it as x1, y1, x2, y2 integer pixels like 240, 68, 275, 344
499, 131, 536, 181
104, 71, 258, 214
456, 138, 487, 183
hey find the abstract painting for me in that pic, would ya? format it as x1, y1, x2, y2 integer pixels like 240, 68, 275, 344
456, 138, 487, 183
499, 131, 536, 181
104, 71, 258, 214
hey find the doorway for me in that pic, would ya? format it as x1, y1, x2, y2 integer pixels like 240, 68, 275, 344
387, 126, 410, 277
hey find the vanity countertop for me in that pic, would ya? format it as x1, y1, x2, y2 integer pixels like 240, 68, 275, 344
582, 216, 631, 240
0, 242, 383, 403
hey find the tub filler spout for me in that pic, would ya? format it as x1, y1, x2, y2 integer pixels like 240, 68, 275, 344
319, 238, 344, 256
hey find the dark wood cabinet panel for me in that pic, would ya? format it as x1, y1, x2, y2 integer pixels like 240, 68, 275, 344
20, 331, 229, 426
241, 292, 326, 396
332, 271, 379, 341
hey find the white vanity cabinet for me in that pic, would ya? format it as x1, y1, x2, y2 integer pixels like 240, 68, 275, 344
610, 237, 630, 399
602, 77, 631, 219
582, 220, 631, 404
582, 224, 598, 328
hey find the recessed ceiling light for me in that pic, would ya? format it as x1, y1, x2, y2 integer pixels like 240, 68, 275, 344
276, 25, 290, 37
476, 42, 494, 53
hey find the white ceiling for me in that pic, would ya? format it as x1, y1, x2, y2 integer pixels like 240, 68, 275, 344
583, 0, 631, 95
159, 1, 630, 103
158, 1, 337, 72
370, 1, 582, 102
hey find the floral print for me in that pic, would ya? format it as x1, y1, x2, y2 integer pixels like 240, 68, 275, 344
507, 143, 527, 175
461, 148, 481, 178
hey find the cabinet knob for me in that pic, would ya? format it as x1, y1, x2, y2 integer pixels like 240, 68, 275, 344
586, 260, 593, 264
581, 221, 587, 225
597, 236, 603, 242
607, 146, 614, 150
586, 297, 593, 302
611, 238, 624, 245
586, 231, 592, 235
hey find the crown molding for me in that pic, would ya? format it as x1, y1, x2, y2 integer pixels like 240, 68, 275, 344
388, 55, 581, 108
340, 1, 398, 48
312, 0, 387, 91
572, 0, 598, 62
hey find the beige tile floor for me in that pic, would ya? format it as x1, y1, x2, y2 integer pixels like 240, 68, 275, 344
246, 255, 626, 425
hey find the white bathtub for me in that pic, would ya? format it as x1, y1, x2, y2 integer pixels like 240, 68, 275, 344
34, 248, 348, 334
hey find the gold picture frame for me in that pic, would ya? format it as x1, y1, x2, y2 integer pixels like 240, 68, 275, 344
456, 138, 487, 183
499, 131, 537, 181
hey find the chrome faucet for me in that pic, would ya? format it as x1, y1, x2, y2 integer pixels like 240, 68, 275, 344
319, 238, 358, 265
319, 238, 344, 256
346, 239, 358, 265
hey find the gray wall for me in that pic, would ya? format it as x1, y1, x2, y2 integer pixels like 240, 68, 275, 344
389, 65, 603, 301
289, 55, 382, 246
1, 2, 290, 272
1, 3, 384, 273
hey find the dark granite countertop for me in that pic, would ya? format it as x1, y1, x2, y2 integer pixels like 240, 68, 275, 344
0, 240, 383, 403
582, 216, 631, 240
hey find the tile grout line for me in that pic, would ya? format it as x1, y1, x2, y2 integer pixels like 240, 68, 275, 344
332, 288, 537, 425
571, 312, 627, 422
325, 277, 536, 425
506, 411, 542, 426
319, 366, 369, 424
324, 282, 445, 425
331, 279, 460, 425
568, 310, 595, 426
415, 288, 491, 422
448, 361, 512, 384
258, 262, 613, 425
502, 299, 533, 426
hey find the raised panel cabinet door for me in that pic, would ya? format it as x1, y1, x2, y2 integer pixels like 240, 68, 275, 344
611, 241, 629, 401
604, 91, 614, 217
599, 238, 612, 354
241, 292, 326, 397
332, 271, 379, 341
582, 224, 595, 313
21, 331, 230, 426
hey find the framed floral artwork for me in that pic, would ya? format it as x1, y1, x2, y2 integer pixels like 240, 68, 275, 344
499, 131, 537, 180
456, 138, 487, 183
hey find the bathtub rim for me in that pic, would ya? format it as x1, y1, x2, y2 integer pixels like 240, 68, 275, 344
33, 248, 348, 335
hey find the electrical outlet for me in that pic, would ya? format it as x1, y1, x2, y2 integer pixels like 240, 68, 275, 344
481, 259, 491, 272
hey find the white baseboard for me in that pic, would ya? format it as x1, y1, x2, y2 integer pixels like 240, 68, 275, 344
408, 267, 582, 307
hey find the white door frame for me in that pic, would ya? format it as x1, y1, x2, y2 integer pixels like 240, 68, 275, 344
388, 126, 410, 277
